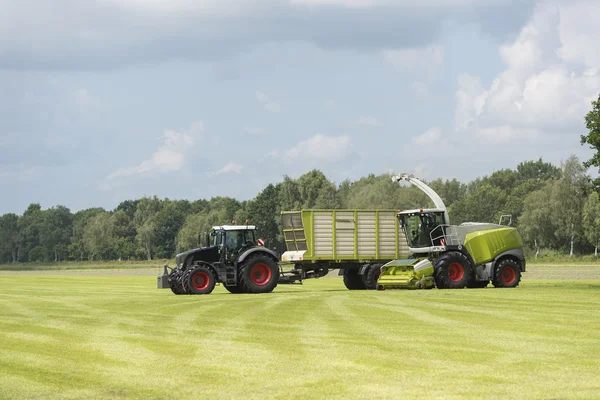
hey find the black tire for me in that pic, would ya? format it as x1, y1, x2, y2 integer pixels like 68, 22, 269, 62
184, 264, 216, 295
434, 251, 474, 289
223, 284, 245, 294
343, 267, 366, 290
468, 280, 489, 289
238, 253, 279, 294
169, 269, 186, 295
492, 259, 522, 288
363, 264, 382, 290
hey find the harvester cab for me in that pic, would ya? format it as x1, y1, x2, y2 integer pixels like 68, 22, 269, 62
376, 173, 526, 290
157, 224, 280, 295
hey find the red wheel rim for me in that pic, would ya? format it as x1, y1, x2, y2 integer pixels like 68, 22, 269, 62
501, 267, 516, 284
448, 262, 465, 282
191, 272, 210, 290
250, 263, 272, 286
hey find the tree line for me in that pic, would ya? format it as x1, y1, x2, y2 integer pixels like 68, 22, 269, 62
1, 154, 600, 263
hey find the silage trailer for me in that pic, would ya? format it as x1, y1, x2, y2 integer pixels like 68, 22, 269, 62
278, 209, 411, 289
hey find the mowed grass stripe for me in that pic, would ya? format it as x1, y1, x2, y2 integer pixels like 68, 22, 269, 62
1, 275, 600, 399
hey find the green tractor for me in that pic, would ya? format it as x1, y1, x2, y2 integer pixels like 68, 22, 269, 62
377, 173, 526, 290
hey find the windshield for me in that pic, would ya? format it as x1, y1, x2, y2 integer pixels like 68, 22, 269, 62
225, 230, 255, 252
399, 212, 445, 248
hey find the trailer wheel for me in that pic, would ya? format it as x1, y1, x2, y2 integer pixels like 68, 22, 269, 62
343, 268, 366, 290
363, 264, 382, 290
185, 264, 216, 295
434, 251, 474, 289
238, 254, 279, 294
492, 259, 521, 288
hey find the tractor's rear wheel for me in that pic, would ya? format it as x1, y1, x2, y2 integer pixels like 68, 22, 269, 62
434, 251, 474, 289
363, 264, 382, 290
224, 284, 245, 294
238, 254, 279, 294
185, 264, 216, 295
343, 268, 366, 290
492, 259, 522, 288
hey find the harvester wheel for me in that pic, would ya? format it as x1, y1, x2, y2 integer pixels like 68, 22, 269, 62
492, 259, 521, 288
238, 254, 279, 294
343, 268, 366, 290
363, 264, 382, 290
468, 280, 489, 289
185, 264, 216, 295
434, 251, 474, 289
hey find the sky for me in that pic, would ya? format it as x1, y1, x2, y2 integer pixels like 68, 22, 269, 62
1, 0, 600, 215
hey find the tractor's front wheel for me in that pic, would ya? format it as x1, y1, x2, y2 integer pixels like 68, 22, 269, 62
492, 259, 522, 288
169, 269, 187, 295
434, 251, 474, 289
238, 254, 279, 294
185, 264, 216, 295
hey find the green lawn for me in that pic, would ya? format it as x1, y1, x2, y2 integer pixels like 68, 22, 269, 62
1, 273, 599, 399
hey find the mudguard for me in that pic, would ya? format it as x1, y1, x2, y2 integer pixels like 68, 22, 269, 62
237, 246, 279, 264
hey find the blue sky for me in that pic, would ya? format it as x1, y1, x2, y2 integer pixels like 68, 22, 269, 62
1, 0, 599, 214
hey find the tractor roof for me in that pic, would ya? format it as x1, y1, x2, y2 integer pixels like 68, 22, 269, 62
213, 225, 256, 231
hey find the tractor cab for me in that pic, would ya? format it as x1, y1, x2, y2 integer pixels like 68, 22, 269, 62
397, 209, 448, 250
208, 225, 257, 262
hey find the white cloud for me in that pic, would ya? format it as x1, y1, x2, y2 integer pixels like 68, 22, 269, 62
453, 2, 600, 144
454, 74, 488, 130
557, 1, 600, 68
106, 121, 203, 181
216, 162, 243, 175
413, 127, 443, 145
350, 116, 383, 128
284, 135, 352, 162
256, 91, 281, 113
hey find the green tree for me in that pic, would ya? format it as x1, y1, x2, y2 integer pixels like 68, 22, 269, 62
247, 184, 280, 248
0, 214, 19, 263
448, 184, 507, 225
428, 178, 466, 209
581, 92, 600, 191
516, 157, 561, 183
176, 212, 211, 252
583, 192, 600, 257
519, 184, 557, 258
69, 207, 105, 261
17, 204, 44, 262
133, 196, 162, 260
152, 200, 189, 258
83, 212, 116, 260
39, 205, 73, 262
112, 210, 137, 260
552, 155, 588, 256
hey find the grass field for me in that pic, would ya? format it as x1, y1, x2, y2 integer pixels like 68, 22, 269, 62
1, 269, 600, 399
